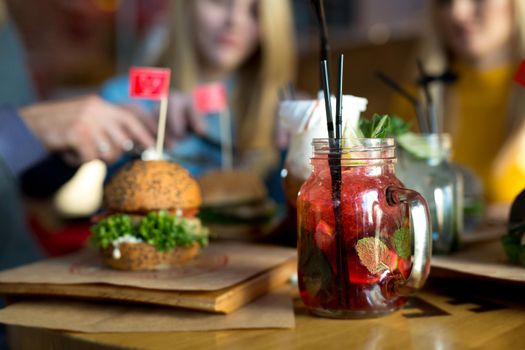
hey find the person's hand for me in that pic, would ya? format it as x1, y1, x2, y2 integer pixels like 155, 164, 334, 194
19, 95, 155, 164
166, 91, 207, 143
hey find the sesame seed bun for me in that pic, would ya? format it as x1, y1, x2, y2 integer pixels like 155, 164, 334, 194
103, 160, 202, 213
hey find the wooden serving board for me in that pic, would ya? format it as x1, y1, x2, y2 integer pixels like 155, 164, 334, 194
0, 243, 297, 314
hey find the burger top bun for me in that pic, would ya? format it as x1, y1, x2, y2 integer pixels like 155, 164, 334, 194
104, 160, 202, 212
198, 169, 267, 207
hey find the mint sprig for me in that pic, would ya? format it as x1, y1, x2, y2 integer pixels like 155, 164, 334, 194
389, 115, 411, 136
358, 114, 390, 138
357, 114, 410, 138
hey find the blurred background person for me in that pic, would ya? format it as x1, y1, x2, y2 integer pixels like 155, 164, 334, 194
393, 0, 525, 205
102, 0, 297, 179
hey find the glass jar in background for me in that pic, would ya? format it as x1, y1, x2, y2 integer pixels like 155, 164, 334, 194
455, 164, 485, 233
297, 138, 431, 318
395, 133, 464, 254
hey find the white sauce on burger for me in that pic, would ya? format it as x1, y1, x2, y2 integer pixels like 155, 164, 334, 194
111, 234, 143, 260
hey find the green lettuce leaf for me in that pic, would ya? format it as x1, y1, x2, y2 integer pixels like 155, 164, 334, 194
90, 214, 134, 249
91, 211, 209, 252
138, 211, 208, 252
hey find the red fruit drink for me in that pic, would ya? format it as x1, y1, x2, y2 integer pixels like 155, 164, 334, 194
297, 138, 431, 318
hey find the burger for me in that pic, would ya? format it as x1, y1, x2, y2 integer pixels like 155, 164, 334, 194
197, 169, 279, 240
90, 160, 209, 271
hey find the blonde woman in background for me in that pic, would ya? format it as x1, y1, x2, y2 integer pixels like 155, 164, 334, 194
394, 0, 525, 204
103, 0, 296, 177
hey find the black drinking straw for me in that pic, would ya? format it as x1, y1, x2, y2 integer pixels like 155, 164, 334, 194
335, 55, 344, 140
311, 0, 332, 90
334, 54, 349, 308
313, 0, 348, 309
376, 70, 429, 133
417, 59, 438, 133
321, 58, 348, 308
321, 60, 335, 139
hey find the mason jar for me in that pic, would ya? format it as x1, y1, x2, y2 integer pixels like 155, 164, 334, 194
297, 138, 432, 318
395, 133, 463, 254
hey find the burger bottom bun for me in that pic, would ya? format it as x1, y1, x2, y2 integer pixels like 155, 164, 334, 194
101, 242, 200, 271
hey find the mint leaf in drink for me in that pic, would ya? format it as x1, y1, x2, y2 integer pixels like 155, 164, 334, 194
358, 118, 372, 138
359, 114, 388, 138
356, 237, 397, 274
393, 227, 411, 260
358, 114, 410, 138
370, 114, 391, 138
299, 229, 333, 297
388, 115, 411, 136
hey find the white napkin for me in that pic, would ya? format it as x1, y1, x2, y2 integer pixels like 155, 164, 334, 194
279, 91, 368, 180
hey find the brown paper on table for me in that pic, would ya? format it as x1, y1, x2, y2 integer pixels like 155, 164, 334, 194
431, 240, 525, 283
0, 288, 295, 333
0, 242, 296, 291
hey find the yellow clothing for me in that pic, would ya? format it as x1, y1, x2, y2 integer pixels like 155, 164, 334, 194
391, 62, 525, 204
490, 124, 525, 203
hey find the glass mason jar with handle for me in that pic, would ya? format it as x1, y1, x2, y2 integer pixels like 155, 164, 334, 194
395, 133, 463, 254
297, 138, 432, 318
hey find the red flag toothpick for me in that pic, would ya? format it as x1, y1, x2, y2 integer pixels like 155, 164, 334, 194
129, 67, 171, 100
192, 83, 232, 169
129, 67, 172, 158
193, 83, 228, 114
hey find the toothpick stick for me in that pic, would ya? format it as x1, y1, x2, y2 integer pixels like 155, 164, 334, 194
220, 108, 233, 170
156, 96, 168, 159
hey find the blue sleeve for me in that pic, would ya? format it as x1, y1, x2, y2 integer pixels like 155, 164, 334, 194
0, 20, 37, 107
100, 75, 155, 110
0, 106, 48, 177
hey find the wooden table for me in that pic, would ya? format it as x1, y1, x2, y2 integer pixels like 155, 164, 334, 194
6, 278, 525, 350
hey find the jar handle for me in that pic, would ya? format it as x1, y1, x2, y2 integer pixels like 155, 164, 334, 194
386, 186, 432, 296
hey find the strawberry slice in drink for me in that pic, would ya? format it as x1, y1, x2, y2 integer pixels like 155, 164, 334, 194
348, 252, 381, 284
314, 220, 335, 253
397, 257, 412, 279
299, 191, 334, 236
